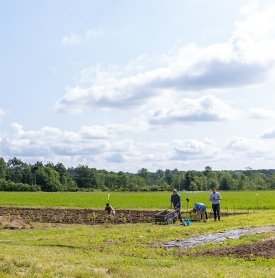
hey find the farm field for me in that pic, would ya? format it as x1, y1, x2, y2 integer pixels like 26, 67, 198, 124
0, 212, 274, 277
0, 190, 274, 210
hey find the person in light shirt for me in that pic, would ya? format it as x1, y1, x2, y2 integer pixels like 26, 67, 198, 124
193, 202, 208, 222
209, 188, 222, 221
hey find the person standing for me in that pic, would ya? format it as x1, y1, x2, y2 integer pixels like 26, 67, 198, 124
209, 188, 222, 221
170, 189, 184, 223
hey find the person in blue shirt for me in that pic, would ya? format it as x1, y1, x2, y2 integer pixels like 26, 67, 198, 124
193, 202, 208, 222
170, 189, 184, 223
209, 188, 222, 221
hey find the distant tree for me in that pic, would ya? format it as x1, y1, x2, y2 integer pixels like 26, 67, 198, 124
72, 165, 97, 189
184, 171, 193, 191
6, 157, 32, 184
203, 165, 212, 176
0, 157, 7, 179
35, 166, 62, 191
219, 172, 234, 190
189, 181, 198, 192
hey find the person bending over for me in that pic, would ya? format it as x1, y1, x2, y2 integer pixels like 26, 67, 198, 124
193, 202, 208, 222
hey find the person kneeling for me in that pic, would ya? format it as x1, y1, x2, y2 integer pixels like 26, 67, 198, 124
193, 203, 208, 222
105, 203, 115, 216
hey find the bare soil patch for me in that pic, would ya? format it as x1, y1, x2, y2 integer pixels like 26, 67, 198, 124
201, 238, 275, 259
0, 216, 33, 229
0, 206, 246, 225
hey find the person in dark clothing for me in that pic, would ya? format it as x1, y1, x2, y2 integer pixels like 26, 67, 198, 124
104, 203, 115, 216
170, 189, 184, 223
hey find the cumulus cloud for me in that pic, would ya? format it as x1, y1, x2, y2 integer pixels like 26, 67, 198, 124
226, 137, 272, 158
1, 123, 106, 158
55, 1, 275, 113
261, 127, 275, 138
106, 153, 127, 163
171, 139, 220, 161
148, 95, 240, 125
0, 122, 220, 169
249, 108, 275, 119
2, 122, 275, 171
0, 123, 145, 165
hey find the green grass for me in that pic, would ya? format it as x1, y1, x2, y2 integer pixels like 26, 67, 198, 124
0, 191, 274, 210
0, 212, 274, 277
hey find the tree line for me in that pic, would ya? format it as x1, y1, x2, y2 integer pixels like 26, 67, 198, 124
0, 157, 274, 192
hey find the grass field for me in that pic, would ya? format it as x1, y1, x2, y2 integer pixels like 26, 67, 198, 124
0, 212, 274, 277
0, 191, 274, 210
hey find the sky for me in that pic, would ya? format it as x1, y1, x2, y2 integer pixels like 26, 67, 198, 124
1, 0, 275, 172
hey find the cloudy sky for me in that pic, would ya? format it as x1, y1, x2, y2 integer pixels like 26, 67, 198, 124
1, 0, 275, 172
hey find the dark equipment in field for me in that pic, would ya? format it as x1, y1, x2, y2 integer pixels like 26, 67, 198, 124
154, 209, 179, 224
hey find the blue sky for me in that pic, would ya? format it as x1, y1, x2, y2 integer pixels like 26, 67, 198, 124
1, 0, 275, 172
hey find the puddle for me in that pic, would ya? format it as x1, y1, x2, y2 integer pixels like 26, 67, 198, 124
161, 226, 275, 249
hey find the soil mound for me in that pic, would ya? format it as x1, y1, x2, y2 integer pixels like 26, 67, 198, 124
0, 216, 33, 230
201, 238, 275, 259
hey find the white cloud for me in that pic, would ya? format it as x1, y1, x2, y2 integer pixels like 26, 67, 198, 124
106, 153, 127, 163
249, 108, 275, 119
0, 123, 145, 164
1, 122, 220, 170
2, 123, 275, 171
226, 137, 272, 158
55, 1, 275, 113
171, 139, 220, 161
148, 95, 240, 125
261, 127, 275, 138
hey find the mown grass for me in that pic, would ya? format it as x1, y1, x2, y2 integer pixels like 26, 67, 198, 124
0, 212, 274, 277
0, 191, 274, 210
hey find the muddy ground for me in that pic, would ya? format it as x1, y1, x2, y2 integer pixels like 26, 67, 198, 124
200, 238, 275, 259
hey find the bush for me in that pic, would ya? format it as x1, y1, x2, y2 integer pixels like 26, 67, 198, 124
0, 179, 40, 192
150, 185, 159, 191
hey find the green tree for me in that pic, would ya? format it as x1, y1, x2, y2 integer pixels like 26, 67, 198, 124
7, 157, 32, 184
219, 172, 234, 190
72, 165, 97, 189
0, 157, 7, 179
35, 166, 62, 191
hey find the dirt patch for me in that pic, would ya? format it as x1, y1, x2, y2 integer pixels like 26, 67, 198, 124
201, 238, 275, 259
157, 226, 275, 249
0, 216, 32, 230
0, 206, 246, 225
